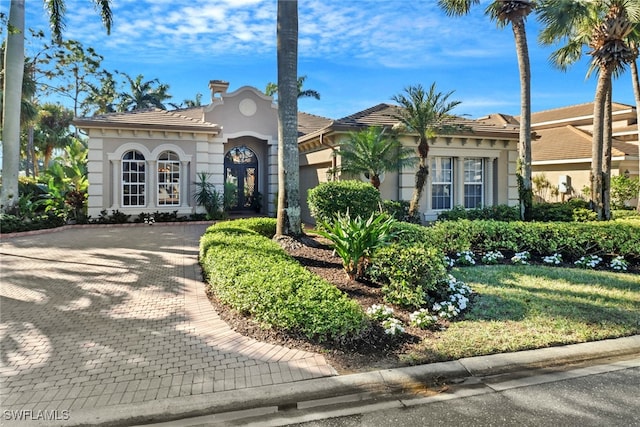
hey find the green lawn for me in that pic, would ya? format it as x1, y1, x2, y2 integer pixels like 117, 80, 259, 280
404, 265, 640, 364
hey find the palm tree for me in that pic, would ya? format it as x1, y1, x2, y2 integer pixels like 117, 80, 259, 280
117, 73, 172, 111
32, 103, 75, 168
632, 55, 640, 211
391, 83, 461, 217
538, 0, 638, 220
337, 127, 417, 190
82, 71, 118, 115
438, 0, 535, 221
275, 0, 302, 236
265, 75, 320, 100
1, 0, 111, 212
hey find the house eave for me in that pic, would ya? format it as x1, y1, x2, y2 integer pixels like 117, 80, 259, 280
533, 156, 628, 166
73, 120, 221, 135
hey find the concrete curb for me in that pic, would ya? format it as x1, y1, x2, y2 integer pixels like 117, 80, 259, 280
58, 335, 640, 427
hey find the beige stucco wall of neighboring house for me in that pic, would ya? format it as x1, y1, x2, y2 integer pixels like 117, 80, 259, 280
299, 146, 334, 224
85, 127, 210, 219
299, 132, 519, 224
533, 158, 640, 205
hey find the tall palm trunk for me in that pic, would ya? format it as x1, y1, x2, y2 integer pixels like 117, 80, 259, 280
631, 59, 640, 212
1, 0, 25, 212
408, 137, 429, 217
591, 67, 612, 220
512, 16, 533, 221
275, 0, 302, 236
602, 81, 613, 220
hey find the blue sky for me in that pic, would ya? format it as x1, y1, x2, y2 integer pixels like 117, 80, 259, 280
17, 0, 636, 120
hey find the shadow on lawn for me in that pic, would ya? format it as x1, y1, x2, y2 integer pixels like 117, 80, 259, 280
455, 265, 640, 328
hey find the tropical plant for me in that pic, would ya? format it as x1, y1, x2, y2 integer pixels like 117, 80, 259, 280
1, 0, 112, 213
82, 71, 118, 115
439, 0, 536, 221
32, 103, 75, 168
611, 173, 640, 209
538, 0, 640, 220
275, 0, 303, 236
116, 72, 172, 111
193, 172, 224, 219
265, 75, 320, 100
316, 211, 398, 281
169, 93, 204, 110
336, 126, 417, 190
391, 83, 461, 217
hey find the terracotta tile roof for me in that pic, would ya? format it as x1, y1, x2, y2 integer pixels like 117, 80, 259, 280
476, 113, 520, 127
335, 103, 401, 127
298, 111, 333, 137
73, 108, 220, 133
333, 103, 519, 138
530, 101, 635, 126
533, 125, 638, 162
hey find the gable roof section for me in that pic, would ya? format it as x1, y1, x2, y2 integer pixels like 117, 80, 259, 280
73, 108, 221, 134
330, 103, 519, 139
533, 125, 638, 162
530, 102, 635, 129
298, 111, 333, 137
335, 103, 400, 127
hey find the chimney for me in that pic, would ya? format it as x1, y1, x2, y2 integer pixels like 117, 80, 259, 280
209, 80, 230, 101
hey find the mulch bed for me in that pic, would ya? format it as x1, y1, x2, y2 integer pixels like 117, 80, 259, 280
204, 235, 444, 373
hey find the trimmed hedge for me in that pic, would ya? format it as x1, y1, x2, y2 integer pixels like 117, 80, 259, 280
423, 219, 640, 261
307, 180, 381, 226
199, 219, 367, 342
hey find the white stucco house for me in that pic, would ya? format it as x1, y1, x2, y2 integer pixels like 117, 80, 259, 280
73, 80, 522, 223
74, 81, 280, 219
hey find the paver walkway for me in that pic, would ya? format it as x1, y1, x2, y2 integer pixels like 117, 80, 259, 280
0, 224, 335, 416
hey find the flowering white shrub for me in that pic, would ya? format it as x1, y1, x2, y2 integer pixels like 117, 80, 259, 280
432, 275, 472, 319
366, 304, 394, 321
574, 255, 602, 269
511, 251, 530, 265
144, 214, 155, 225
609, 256, 628, 272
381, 317, 405, 335
409, 309, 438, 329
543, 253, 563, 265
443, 256, 455, 268
455, 250, 476, 266
482, 251, 504, 265
432, 301, 461, 319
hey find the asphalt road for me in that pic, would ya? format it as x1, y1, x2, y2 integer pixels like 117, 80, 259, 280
257, 358, 640, 427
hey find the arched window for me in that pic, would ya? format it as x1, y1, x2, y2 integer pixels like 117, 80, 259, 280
122, 150, 146, 206
157, 151, 180, 206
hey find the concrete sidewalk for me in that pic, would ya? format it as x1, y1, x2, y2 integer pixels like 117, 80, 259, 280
1, 224, 638, 427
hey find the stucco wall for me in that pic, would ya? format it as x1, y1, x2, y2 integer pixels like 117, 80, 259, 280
86, 128, 211, 219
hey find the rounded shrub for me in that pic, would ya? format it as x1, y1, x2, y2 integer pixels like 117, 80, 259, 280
307, 180, 381, 226
368, 243, 449, 309
200, 220, 367, 342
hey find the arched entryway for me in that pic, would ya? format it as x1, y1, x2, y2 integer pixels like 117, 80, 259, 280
224, 145, 259, 211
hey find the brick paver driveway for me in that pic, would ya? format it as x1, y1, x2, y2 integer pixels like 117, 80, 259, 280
0, 224, 335, 414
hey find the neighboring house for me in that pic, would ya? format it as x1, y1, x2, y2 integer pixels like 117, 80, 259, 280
298, 104, 520, 222
526, 102, 639, 205
74, 81, 521, 223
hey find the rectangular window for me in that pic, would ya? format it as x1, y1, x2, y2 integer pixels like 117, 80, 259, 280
464, 158, 483, 208
431, 157, 453, 210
